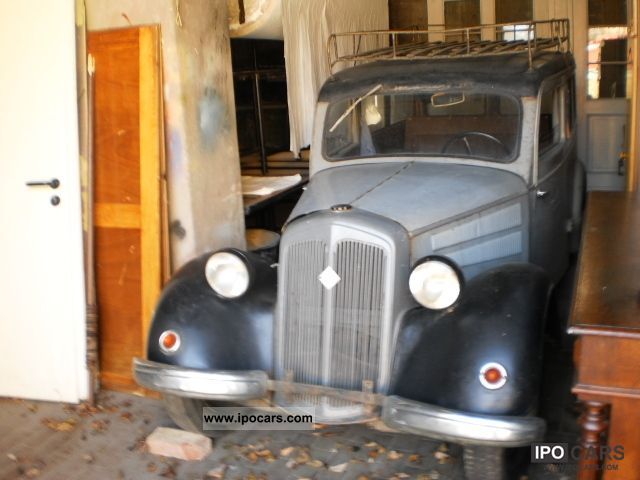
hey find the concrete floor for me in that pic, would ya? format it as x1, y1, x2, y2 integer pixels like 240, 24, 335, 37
0, 335, 579, 480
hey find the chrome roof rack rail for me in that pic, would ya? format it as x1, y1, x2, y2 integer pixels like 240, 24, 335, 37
327, 18, 570, 74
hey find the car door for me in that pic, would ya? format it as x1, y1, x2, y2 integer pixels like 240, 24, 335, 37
530, 82, 574, 284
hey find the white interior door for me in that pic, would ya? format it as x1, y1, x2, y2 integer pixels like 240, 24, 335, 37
574, 0, 632, 191
0, 0, 87, 401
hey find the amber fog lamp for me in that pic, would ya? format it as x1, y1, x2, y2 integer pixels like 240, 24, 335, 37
205, 251, 250, 298
409, 257, 462, 310
479, 362, 508, 390
159, 330, 180, 354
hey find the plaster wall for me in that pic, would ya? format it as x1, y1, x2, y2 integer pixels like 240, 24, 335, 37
86, 0, 245, 270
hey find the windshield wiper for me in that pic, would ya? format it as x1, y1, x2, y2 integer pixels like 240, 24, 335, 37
329, 84, 382, 133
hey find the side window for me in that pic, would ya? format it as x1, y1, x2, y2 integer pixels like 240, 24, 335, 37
538, 86, 562, 153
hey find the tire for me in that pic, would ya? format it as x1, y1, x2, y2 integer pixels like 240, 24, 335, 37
162, 394, 268, 437
462, 446, 527, 480
163, 394, 213, 434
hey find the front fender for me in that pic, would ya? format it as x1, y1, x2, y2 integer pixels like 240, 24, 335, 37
147, 249, 276, 372
389, 263, 550, 416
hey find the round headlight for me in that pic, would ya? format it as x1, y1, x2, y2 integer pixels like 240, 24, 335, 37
205, 252, 250, 298
409, 258, 462, 310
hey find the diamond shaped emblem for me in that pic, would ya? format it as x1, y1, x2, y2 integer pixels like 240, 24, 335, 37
318, 266, 341, 290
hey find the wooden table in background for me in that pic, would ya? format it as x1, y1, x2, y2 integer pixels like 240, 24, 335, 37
569, 192, 640, 479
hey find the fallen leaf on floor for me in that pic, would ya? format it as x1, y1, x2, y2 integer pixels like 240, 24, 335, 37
245, 451, 259, 463
328, 462, 348, 473
392, 474, 410, 479
120, 412, 133, 422
433, 450, 451, 464
356, 476, 370, 480
128, 436, 146, 453
41, 418, 77, 432
280, 446, 295, 457
27, 404, 39, 413
90, 420, 109, 432
146, 462, 157, 473
294, 451, 310, 464
159, 464, 177, 478
387, 450, 404, 460
285, 459, 297, 469
367, 449, 379, 459
206, 464, 227, 479
7, 453, 17, 462
307, 459, 324, 468
364, 441, 380, 448
408, 454, 421, 463
256, 449, 275, 461
25, 468, 40, 478
83, 454, 94, 464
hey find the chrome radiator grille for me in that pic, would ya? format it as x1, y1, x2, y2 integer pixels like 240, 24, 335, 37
280, 240, 326, 386
330, 241, 385, 391
277, 238, 388, 398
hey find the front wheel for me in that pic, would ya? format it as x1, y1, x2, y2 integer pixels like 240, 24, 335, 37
162, 394, 268, 437
462, 446, 528, 479
163, 394, 213, 434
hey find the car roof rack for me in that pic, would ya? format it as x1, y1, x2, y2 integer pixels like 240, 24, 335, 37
327, 18, 570, 74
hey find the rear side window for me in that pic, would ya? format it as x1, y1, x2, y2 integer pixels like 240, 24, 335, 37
538, 87, 562, 152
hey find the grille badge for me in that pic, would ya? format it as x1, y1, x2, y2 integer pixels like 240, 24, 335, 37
318, 266, 341, 290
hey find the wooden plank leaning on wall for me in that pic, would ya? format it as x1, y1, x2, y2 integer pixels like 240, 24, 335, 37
88, 25, 167, 395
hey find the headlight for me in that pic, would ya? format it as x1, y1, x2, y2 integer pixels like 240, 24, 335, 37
409, 257, 462, 310
205, 251, 250, 298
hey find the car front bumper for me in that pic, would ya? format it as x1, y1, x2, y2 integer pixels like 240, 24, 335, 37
133, 358, 545, 447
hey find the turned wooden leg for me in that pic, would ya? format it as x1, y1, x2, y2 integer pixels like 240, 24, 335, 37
577, 400, 609, 480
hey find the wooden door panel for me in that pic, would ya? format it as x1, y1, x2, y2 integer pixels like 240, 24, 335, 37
89, 26, 163, 393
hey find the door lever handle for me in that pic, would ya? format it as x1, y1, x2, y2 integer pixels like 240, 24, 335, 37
536, 190, 548, 198
26, 178, 60, 189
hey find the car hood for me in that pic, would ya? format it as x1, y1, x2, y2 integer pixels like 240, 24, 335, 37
288, 162, 528, 234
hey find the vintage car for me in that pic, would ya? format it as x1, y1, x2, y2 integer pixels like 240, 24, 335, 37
134, 21, 583, 479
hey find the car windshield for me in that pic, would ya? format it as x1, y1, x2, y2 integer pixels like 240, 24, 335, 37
324, 90, 521, 163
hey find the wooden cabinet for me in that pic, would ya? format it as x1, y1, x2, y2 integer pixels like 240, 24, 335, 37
569, 192, 640, 479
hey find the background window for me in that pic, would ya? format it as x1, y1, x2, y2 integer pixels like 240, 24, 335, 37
587, 0, 630, 99
444, 0, 480, 41
495, 0, 533, 41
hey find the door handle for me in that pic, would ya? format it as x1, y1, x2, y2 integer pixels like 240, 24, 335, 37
26, 178, 60, 189
618, 151, 628, 176
536, 190, 548, 198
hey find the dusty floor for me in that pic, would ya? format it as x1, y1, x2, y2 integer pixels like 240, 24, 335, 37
0, 336, 579, 480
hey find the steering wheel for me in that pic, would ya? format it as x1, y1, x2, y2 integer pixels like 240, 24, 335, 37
441, 131, 509, 157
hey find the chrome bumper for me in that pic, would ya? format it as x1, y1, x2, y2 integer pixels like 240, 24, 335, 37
134, 358, 545, 446
382, 396, 545, 447
133, 358, 268, 401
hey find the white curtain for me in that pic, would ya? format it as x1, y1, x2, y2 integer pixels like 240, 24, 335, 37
282, 0, 389, 155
